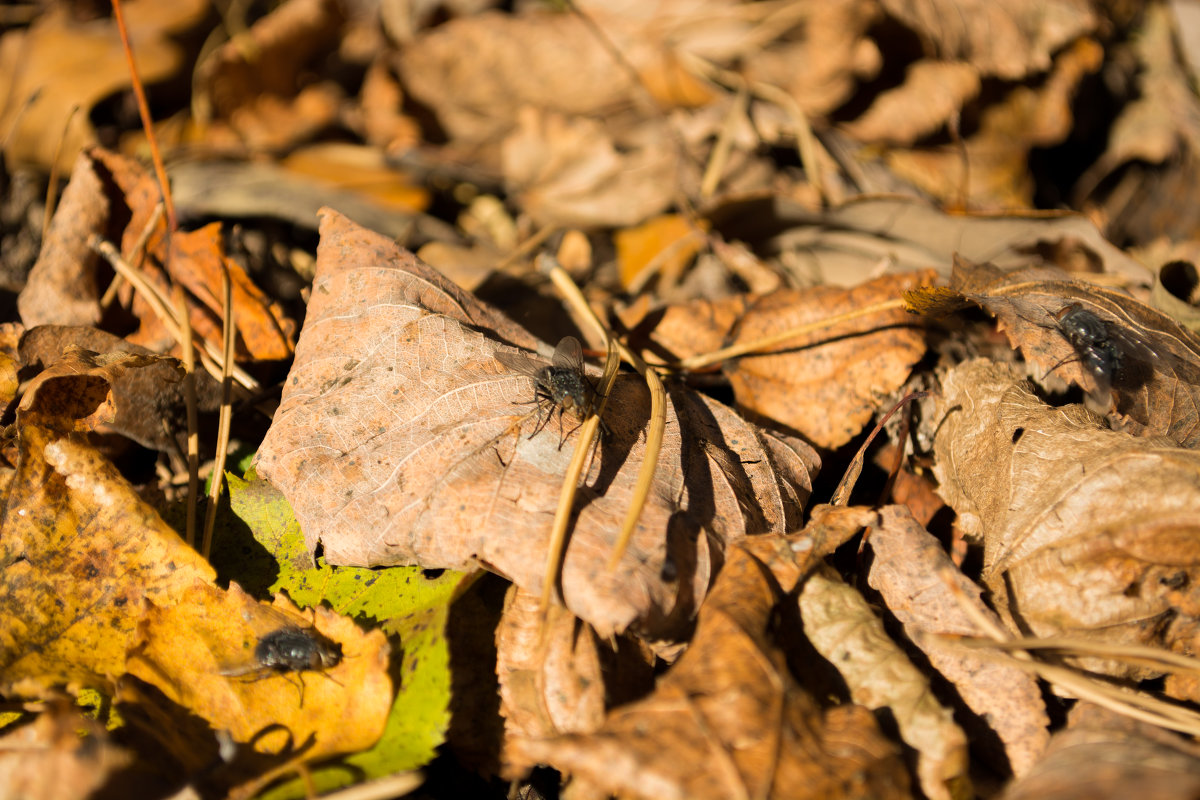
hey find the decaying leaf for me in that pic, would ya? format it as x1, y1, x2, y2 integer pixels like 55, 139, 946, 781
841, 60, 981, 146
951, 255, 1200, 448
256, 210, 819, 638
502, 109, 678, 228
882, 37, 1103, 209
745, 194, 1149, 288
509, 544, 914, 800
867, 505, 1050, 777
1077, 4, 1200, 244
626, 271, 932, 449
0, 349, 215, 694
193, 0, 346, 152
932, 359, 1200, 680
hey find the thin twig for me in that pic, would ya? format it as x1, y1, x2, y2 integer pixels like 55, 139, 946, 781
201, 268, 235, 559
540, 338, 620, 610
537, 255, 667, 573
101, 203, 163, 310
88, 236, 259, 392
677, 298, 908, 370
937, 567, 1200, 736
173, 285, 199, 549
41, 105, 79, 242
111, 0, 177, 231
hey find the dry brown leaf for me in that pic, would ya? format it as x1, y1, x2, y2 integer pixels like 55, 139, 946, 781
0, 350, 214, 694
0, 701, 131, 800
509, 544, 914, 800
951, 256, 1200, 448
396, 10, 636, 145
884, 37, 1103, 209
841, 60, 981, 146
629, 271, 932, 449
868, 505, 1050, 778
614, 214, 707, 289
19, 148, 296, 360
0, 1, 208, 172
496, 585, 606, 748
1077, 5, 1200, 243
358, 57, 421, 152
281, 144, 430, 215
800, 566, 970, 800
168, 159, 459, 247
1000, 703, 1200, 800
747, 194, 1149, 288
126, 582, 391, 761
16, 152, 111, 328
194, 0, 346, 152
255, 210, 818, 638
742, 0, 882, 116
877, 0, 1096, 81
502, 109, 678, 228
932, 359, 1200, 680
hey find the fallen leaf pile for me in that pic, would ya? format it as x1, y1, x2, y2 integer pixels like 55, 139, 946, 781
4, 2, 1200, 799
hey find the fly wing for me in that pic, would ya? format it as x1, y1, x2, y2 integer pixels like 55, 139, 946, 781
551, 336, 585, 373
495, 348, 551, 380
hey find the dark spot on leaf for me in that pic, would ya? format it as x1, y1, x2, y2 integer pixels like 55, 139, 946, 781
1159, 572, 1188, 590
1011, 427, 1025, 444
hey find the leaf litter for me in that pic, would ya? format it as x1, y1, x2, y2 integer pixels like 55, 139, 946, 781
6, 1, 1200, 798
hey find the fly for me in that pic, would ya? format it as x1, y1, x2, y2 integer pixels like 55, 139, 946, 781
1047, 304, 1156, 402
220, 625, 343, 706
495, 336, 600, 448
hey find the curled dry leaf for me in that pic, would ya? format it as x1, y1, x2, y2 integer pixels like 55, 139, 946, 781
255, 210, 818, 638
951, 255, 1200, 448
196, 0, 343, 116
627, 271, 932, 449
397, 10, 636, 145
1000, 703, 1200, 800
932, 359, 1200, 680
867, 505, 1050, 778
508, 544, 914, 800
800, 567, 969, 800
125, 582, 391, 762
883, 37, 1103, 210
1077, 4, 1200, 244
19, 325, 221, 452
496, 585, 607, 753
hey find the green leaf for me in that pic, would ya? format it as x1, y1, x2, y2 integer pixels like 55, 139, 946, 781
213, 473, 468, 797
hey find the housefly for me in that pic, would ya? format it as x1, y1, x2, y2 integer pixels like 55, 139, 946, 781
1048, 304, 1156, 401
495, 336, 600, 447
220, 625, 343, 706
